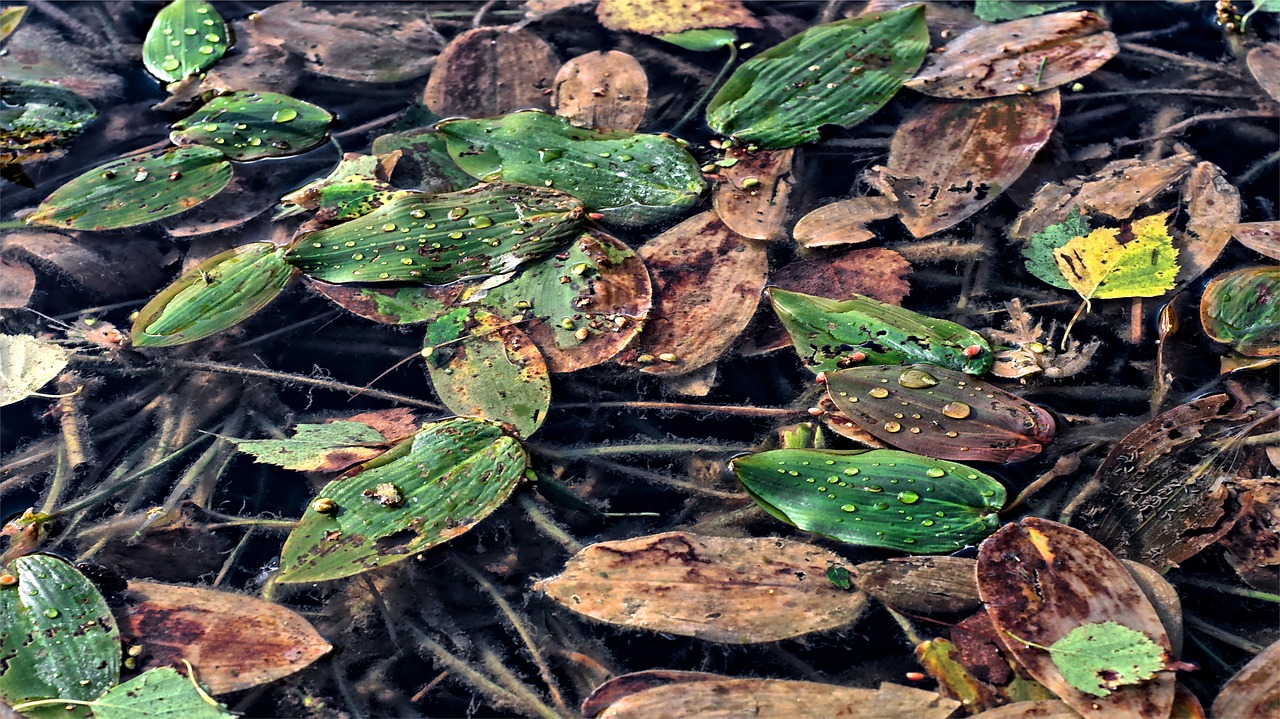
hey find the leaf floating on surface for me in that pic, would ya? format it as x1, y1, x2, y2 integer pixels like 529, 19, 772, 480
88, 668, 232, 719
0, 334, 69, 406
370, 130, 476, 195
229, 420, 388, 472
142, 0, 229, 85
1023, 206, 1089, 290
1200, 266, 1280, 357
170, 91, 332, 161
1054, 211, 1179, 305
706, 6, 928, 149
851, 556, 981, 615
711, 146, 797, 240
0, 79, 96, 152
275, 152, 402, 220
1041, 622, 1166, 698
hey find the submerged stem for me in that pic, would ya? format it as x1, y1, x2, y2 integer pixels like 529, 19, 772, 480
673, 42, 739, 132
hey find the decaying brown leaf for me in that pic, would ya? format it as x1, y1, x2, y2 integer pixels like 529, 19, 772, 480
423, 26, 558, 118
0, 256, 35, 309
197, 20, 303, 98
596, 0, 763, 36
115, 581, 332, 694
966, 700, 1083, 719
712, 147, 797, 241
661, 361, 717, 397
1246, 43, 1280, 103
1211, 637, 1280, 719
1229, 221, 1280, 261
1176, 161, 1241, 285
1120, 560, 1183, 658
582, 670, 726, 718
553, 50, 649, 132
792, 196, 897, 248
0, 24, 124, 102
535, 531, 868, 643
916, 637, 1059, 715
852, 556, 981, 615
1219, 478, 1280, 593
1, 230, 175, 299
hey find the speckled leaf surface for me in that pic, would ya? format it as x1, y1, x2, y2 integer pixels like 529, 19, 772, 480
422, 27, 558, 118
1212, 638, 1280, 719
1200, 266, 1280, 357
170, 91, 332, 161
731, 448, 1005, 553
553, 50, 649, 132
277, 417, 528, 583
592, 677, 958, 718
0, 79, 96, 152
711, 146, 796, 240
851, 556, 981, 615
595, 0, 761, 35
89, 668, 232, 719
143, 0, 228, 85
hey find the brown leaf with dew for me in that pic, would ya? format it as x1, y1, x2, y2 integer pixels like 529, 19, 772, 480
553, 50, 649, 132
712, 147, 797, 241
1211, 637, 1280, 719
792, 195, 897, 248
423, 26, 558, 118
1175, 161, 1240, 285
596, 0, 762, 35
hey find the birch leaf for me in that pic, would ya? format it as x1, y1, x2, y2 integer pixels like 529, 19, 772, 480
1052, 212, 1179, 306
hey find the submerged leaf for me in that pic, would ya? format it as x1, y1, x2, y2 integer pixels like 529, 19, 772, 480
423, 27, 558, 118
143, 0, 229, 85
553, 50, 649, 132
1200, 266, 1280, 357
1053, 211, 1179, 304
0, 79, 96, 152
595, 0, 761, 35
170, 91, 332, 161
1040, 622, 1166, 698
89, 668, 232, 719
0, 334, 69, 406
1023, 206, 1089, 290
974, 1, 1075, 22
229, 421, 388, 472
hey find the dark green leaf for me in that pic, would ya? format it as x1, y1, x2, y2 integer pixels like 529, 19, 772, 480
705, 6, 928, 149
657, 28, 737, 52
229, 421, 387, 471
142, 0, 229, 85
89, 668, 232, 719
1023, 206, 1088, 290
438, 111, 705, 226
1200, 266, 1280, 357
276, 153, 405, 220
170, 91, 333, 161
974, 1, 1075, 22
0, 79, 96, 151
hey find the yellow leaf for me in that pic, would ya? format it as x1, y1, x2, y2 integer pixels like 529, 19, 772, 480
1053, 211, 1179, 306
596, 0, 762, 35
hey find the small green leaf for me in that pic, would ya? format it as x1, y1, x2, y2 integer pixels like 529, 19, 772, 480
706, 6, 928, 149
974, 0, 1075, 22
1022, 206, 1088, 290
229, 421, 387, 470
142, 0, 229, 85
1040, 622, 1166, 698
438, 111, 705, 226
826, 564, 853, 590
657, 28, 737, 51
27, 146, 233, 230
277, 417, 529, 583
170, 91, 333, 161
89, 667, 232, 719
1200, 266, 1280, 357
131, 243, 298, 348
0, 334, 69, 406
276, 153, 405, 220
0, 79, 96, 151
730, 448, 1005, 553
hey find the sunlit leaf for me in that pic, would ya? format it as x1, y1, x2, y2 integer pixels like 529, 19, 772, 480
0, 6, 26, 44
1023, 206, 1088, 290
89, 668, 232, 719
1200, 266, 1280, 357
228, 421, 387, 472
0, 79, 96, 152
658, 28, 738, 51
170, 91, 332, 161
0, 334, 68, 406
1053, 211, 1179, 307
1031, 622, 1166, 698
276, 152, 403, 220
142, 0, 229, 85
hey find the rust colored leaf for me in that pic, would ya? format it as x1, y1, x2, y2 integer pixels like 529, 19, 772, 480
1176, 161, 1241, 285
814, 393, 889, 446
1, 230, 174, 299
1246, 43, 1280, 103
535, 531, 868, 643
0, 256, 35, 308
1212, 637, 1280, 719
594, 678, 957, 719
115, 581, 331, 694
423, 26, 558, 118
874, 92, 1059, 238
596, 0, 762, 36
792, 195, 897, 248
617, 211, 767, 376
1229, 221, 1280, 261
553, 50, 649, 132
906, 11, 1118, 99
1219, 479, 1280, 592
852, 556, 981, 614
346, 408, 420, 445
582, 671, 724, 718
712, 147, 797, 241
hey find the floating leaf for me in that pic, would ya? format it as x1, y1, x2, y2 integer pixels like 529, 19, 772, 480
657, 27, 738, 52
0, 79, 96, 152
370, 130, 476, 195
0, 554, 120, 719
0, 334, 69, 406
142, 0, 229, 85
88, 668, 232, 719
170, 91, 332, 161
595, 0, 761, 35
1, 229, 173, 298
712, 146, 797, 240
284, 183, 585, 284
730, 448, 1006, 553
1177, 161, 1240, 285
536, 532, 868, 643
276, 152, 400, 220
1212, 638, 1280, 719
792, 195, 898, 248
1023, 206, 1088, 290
438, 111, 705, 226
553, 50, 649, 132
27, 146, 233, 230
1031, 622, 1167, 698
422, 27, 558, 118
229, 420, 388, 472
974, 1, 1075, 22
706, 6, 928, 149
1054, 211, 1179, 310
131, 242, 297, 348
1229, 221, 1280, 261
768, 288, 992, 375
582, 670, 729, 718
277, 417, 528, 583
1200, 266, 1280, 357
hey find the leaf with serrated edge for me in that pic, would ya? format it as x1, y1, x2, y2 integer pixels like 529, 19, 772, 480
143, 0, 229, 85
1041, 622, 1166, 698
1053, 212, 1179, 306
89, 668, 232, 719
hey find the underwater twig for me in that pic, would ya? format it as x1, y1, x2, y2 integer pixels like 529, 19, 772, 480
333, 112, 403, 141
1062, 88, 1260, 101
405, 624, 527, 713
673, 42, 739, 133
574, 457, 744, 499
163, 411, 244, 513
362, 575, 403, 649
1116, 109, 1279, 148
212, 527, 255, 587
48, 434, 212, 519
479, 647, 566, 719
1183, 613, 1265, 653
1118, 42, 1249, 78
1237, 148, 1280, 186
886, 607, 925, 647
38, 450, 73, 517
517, 494, 584, 553
556, 400, 805, 419
532, 442, 752, 459
53, 371, 93, 473
1176, 576, 1280, 603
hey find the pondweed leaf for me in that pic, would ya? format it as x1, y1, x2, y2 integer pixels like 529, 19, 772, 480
0, 334, 69, 406
1200, 266, 1280, 357
0, 79, 96, 152
730, 448, 1006, 553
1023, 206, 1089, 290
1035, 622, 1166, 698
705, 6, 927, 149
142, 0, 228, 85
658, 28, 738, 52
170, 91, 332, 161
229, 421, 387, 471
276, 152, 403, 220
86, 667, 232, 719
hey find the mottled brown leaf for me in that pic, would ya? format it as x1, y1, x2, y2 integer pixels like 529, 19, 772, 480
0, 256, 35, 309
852, 556, 981, 614
1229, 221, 1280, 261
553, 50, 649, 132
582, 671, 725, 718
1212, 637, 1280, 719
1176, 161, 1240, 284
967, 700, 1083, 719
197, 20, 303, 97
596, 0, 762, 36
792, 195, 897, 248
424, 26, 558, 118
595, 678, 956, 719
1246, 43, 1280, 103
712, 147, 797, 241
1220, 479, 1280, 593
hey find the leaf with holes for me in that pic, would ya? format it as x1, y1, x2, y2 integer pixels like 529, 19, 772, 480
1032, 622, 1166, 698
142, 0, 229, 85
170, 91, 332, 161
1200, 266, 1280, 357
87, 668, 232, 719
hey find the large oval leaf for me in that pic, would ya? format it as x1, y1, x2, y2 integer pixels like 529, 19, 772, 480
142, 0, 229, 85
170, 91, 332, 161
277, 417, 529, 583
705, 6, 928, 149
422, 26, 558, 118
553, 50, 649, 132
437, 111, 705, 226
27, 146, 233, 230
730, 448, 1006, 553
131, 242, 298, 348
1200, 266, 1280, 357
284, 183, 585, 284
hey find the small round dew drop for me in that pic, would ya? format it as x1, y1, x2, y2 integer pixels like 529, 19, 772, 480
884, 421, 902, 433
44, 608, 59, 618
942, 401, 972, 419
925, 467, 946, 478
841, 504, 857, 513
161, 57, 181, 72
469, 215, 493, 229
448, 207, 468, 221
272, 108, 299, 123
898, 490, 920, 504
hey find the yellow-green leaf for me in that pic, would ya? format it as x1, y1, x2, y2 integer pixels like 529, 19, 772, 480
1052, 211, 1179, 304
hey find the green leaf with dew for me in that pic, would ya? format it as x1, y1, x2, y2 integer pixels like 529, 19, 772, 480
142, 0, 228, 85
170, 91, 333, 161
1200, 266, 1280, 357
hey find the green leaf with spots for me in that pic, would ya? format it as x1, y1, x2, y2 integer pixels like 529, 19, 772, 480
1200, 266, 1280, 357
0, 79, 96, 152
424, 307, 551, 438
131, 242, 298, 348
142, 0, 229, 85
26, 146, 233, 230
768, 288, 993, 375
437, 111, 705, 226
0, 554, 120, 719
170, 91, 333, 161
276, 153, 407, 220
1031, 622, 1166, 698
705, 6, 928, 149
277, 417, 529, 583
284, 182, 585, 284
229, 421, 388, 471
730, 448, 1006, 553
974, 0, 1076, 22
87, 668, 232, 719
1023, 206, 1088, 290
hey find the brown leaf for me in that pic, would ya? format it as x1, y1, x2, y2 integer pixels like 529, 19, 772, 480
967, 700, 1083, 719
115, 581, 332, 694
1176, 161, 1241, 285
1, 230, 175, 299
1219, 478, 1280, 593
423, 26, 558, 118
906, 11, 1118, 99
916, 637, 1059, 714
712, 147, 797, 241
524, 0, 594, 24
163, 154, 331, 237
1246, 43, 1280, 103
1120, 560, 1184, 659
596, 0, 762, 36
874, 92, 1059, 238
618, 211, 767, 376
0, 256, 35, 308
197, 20, 303, 97
1211, 637, 1280, 719
977, 518, 1175, 719
347, 407, 420, 445
852, 556, 981, 615
594, 678, 957, 719
582, 670, 725, 718
553, 50, 649, 132
1229, 221, 1280, 261
535, 531, 869, 643
0, 24, 124, 102
792, 196, 897, 248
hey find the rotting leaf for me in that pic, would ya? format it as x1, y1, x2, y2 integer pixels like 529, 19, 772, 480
142, 0, 229, 86
851, 556, 981, 615
1177, 161, 1241, 285
1, 230, 175, 299
582, 670, 727, 719
712, 146, 797, 241
1200, 266, 1280, 357
0, 256, 35, 308
535, 531, 868, 643
792, 195, 898, 248
0, 334, 70, 406
275, 152, 403, 221
595, 0, 762, 35
1229, 220, 1280, 261
1219, 478, 1280, 591
170, 91, 333, 161
0, 79, 97, 154
86, 667, 232, 719
229, 420, 389, 473
422, 27, 558, 119
0, 25, 125, 103
553, 50, 649, 132
1211, 637, 1280, 719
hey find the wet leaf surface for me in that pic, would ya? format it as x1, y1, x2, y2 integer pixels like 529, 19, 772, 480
1200, 266, 1280, 357
170, 91, 333, 161
370, 130, 477, 195
1053, 211, 1180, 303
595, 0, 761, 35
0, 334, 69, 406
0, 79, 97, 153
553, 50, 649, 132
791, 195, 898, 248
582, 670, 726, 718
851, 556, 981, 614
142, 0, 228, 86
423, 27, 559, 118
1211, 637, 1280, 719
591, 677, 958, 718
711, 146, 796, 240
88, 667, 232, 719
1177, 161, 1241, 285
1229, 220, 1280, 260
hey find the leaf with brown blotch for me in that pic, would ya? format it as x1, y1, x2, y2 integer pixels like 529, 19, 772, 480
916, 637, 1062, 715
114, 581, 331, 695
0, 256, 35, 309
1176, 161, 1241, 285
792, 195, 898, 248
535, 531, 869, 644
1229, 221, 1280, 261
1246, 43, 1280, 103
553, 51, 649, 132
582, 671, 726, 718
976, 518, 1175, 719
596, 0, 762, 36
423, 26, 558, 118
1218, 478, 1280, 592
874, 91, 1059, 238
616, 211, 767, 376
905, 11, 1118, 99
852, 556, 981, 615
1212, 637, 1280, 719
591, 677, 956, 718
712, 147, 797, 241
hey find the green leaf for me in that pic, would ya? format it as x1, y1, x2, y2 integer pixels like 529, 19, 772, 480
89, 668, 232, 719
1042, 622, 1166, 698
424, 308, 551, 438
26, 146, 233, 230
437, 111, 705, 226
284, 182, 585, 284
370, 128, 477, 194
1022, 206, 1089, 290
142, 0, 229, 85
974, 0, 1075, 22
0, 6, 27, 44
730, 448, 1005, 553
705, 6, 928, 149
131, 242, 298, 348
657, 28, 737, 51
229, 421, 387, 470
277, 417, 529, 583
0, 555, 120, 719
170, 91, 333, 161
768, 288, 993, 375
1200, 266, 1280, 357
826, 564, 853, 590
0, 334, 69, 406
276, 153, 406, 220
0, 79, 96, 151
1053, 211, 1179, 302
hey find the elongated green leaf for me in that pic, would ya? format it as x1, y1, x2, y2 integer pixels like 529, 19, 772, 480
1200, 266, 1280, 357
1023, 206, 1088, 290
131, 243, 298, 348
0, 555, 120, 719
658, 28, 737, 52
27, 146, 233, 230
277, 417, 529, 583
90, 668, 232, 719
438, 111, 705, 226
229, 421, 387, 471
0, 79, 96, 151
768, 288, 992, 375
284, 183, 585, 284
142, 0, 228, 85
170, 91, 333, 161
706, 6, 928, 149
730, 448, 1005, 553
